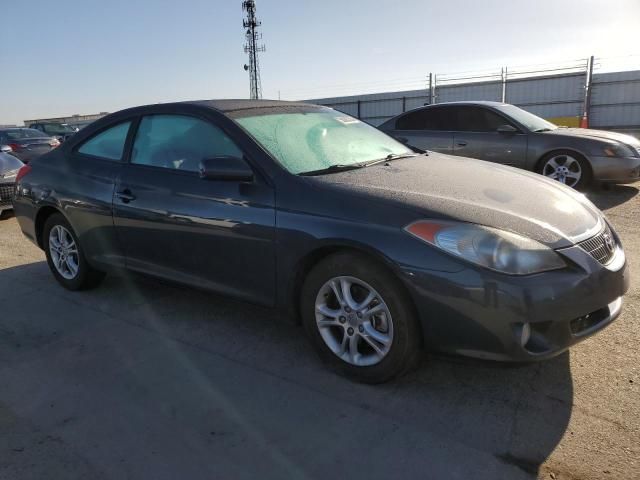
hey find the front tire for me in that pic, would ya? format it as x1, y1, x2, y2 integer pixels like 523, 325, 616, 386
537, 150, 591, 190
301, 252, 422, 383
43, 213, 105, 290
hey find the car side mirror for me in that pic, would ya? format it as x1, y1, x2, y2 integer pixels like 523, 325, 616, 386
0, 145, 12, 153
199, 156, 254, 181
497, 124, 518, 134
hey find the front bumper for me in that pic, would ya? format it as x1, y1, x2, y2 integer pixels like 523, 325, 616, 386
589, 155, 640, 183
400, 243, 630, 361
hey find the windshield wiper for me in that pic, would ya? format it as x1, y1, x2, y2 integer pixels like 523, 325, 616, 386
359, 153, 420, 168
299, 163, 367, 176
299, 153, 420, 176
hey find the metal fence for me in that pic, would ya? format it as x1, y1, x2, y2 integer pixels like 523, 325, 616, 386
306, 57, 640, 132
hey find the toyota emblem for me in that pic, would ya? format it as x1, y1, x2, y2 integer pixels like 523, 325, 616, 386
603, 233, 615, 253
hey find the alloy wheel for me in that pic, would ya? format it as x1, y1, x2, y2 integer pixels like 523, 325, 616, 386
542, 154, 582, 187
49, 225, 79, 280
314, 276, 394, 367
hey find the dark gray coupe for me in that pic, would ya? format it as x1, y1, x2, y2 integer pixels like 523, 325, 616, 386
380, 101, 640, 189
12, 100, 630, 382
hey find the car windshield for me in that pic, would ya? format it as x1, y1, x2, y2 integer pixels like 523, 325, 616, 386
43, 123, 76, 134
2, 128, 48, 140
496, 104, 558, 132
234, 109, 413, 174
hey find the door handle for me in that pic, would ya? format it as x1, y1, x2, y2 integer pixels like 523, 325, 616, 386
116, 189, 136, 203
457, 141, 468, 147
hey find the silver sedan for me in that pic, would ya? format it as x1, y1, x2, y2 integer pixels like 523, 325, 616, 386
0, 149, 23, 217
380, 101, 640, 189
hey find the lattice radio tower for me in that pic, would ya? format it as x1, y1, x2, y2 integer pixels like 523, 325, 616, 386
242, 1, 265, 99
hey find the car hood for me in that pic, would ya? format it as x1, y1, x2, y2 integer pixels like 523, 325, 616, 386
0, 152, 23, 176
544, 127, 640, 148
307, 154, 604, 248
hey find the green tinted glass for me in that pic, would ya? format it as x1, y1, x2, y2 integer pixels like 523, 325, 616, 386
236, 111, 411, 174
78, 122, 131, 161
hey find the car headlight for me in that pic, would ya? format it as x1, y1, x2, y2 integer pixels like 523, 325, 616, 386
1, 169, 19, 180
405, 221, 566, 275
602, 143, 634, 158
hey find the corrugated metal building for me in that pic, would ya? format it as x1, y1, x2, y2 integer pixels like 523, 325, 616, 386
590, 70, 640, 130
308, 69, 640, 134
22, 112, 109, 129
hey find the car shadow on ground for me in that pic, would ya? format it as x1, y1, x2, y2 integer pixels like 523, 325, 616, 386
586, 184, 639, 210
1, 262, 574, 478
0, 210, 15, 221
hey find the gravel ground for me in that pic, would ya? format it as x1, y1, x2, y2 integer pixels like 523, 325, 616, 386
0, 182, 638, 480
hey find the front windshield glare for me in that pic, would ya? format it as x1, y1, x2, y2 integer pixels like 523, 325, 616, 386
498, 105, 558, 132
235, 110, 413, 174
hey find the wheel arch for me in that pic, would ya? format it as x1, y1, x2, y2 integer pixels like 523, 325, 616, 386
34, 205, 65, 249
287, 241, 420, 331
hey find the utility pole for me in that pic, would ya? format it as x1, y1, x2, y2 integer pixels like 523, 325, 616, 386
501, 67, 508, 103
582, 55, 595, 128
428, 73, 435, 105
242, 1, 265, 100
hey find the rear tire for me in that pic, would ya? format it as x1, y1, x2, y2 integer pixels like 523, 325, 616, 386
301, 252, 422, 383
43, 213, 105, 290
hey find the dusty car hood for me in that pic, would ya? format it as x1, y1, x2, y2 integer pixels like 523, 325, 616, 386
308, 154, 603, 248
544, 128, 640, 148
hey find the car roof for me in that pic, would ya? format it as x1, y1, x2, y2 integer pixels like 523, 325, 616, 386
185, 99, 319, 113
100, 99, 325, 122
378, 100, 513, 127
422, 101, 509, 108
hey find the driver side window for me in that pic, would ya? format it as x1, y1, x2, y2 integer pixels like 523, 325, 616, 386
131, 115, 243, 172
454, 107, 510, 132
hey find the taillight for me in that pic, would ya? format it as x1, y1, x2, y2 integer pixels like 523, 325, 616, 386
8, 143, 20, 151
49, 138, 60, 148
15, 165, 32, 182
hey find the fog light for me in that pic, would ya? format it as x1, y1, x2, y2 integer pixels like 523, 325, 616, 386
520, 322, 531, 347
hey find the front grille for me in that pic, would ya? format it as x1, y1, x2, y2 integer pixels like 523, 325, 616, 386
577, 224, 617, 265
0, 183, 14, 207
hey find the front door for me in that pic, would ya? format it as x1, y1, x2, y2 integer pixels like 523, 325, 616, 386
451, 106, 528, 167
113, 113, 276, 305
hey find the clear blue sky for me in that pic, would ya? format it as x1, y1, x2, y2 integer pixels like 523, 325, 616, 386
2, 0, 639, 125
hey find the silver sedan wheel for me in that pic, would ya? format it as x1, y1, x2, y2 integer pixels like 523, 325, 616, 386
49, 225, 79, 280
314, 276, 394, 367
542, 154, 582, 187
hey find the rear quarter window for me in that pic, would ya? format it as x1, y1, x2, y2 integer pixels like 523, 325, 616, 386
77, 122, 132, 161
